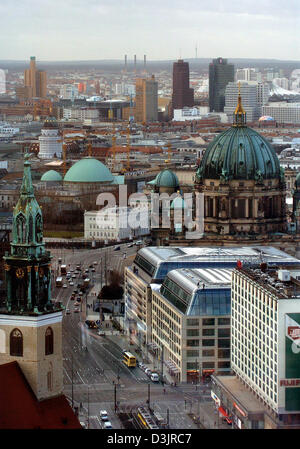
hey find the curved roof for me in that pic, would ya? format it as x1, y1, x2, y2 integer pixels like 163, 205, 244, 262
41, 170, 62, 182
64, 157, 114, 183
149, 169, 180, 188
197, 126, 281, 181
259, 116, 275, 121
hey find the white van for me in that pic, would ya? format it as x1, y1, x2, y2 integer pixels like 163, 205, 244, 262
151, 373, 160, 382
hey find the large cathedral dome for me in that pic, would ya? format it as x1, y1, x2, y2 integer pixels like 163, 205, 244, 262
197, 89, 281, 182
198, 126, 281, 181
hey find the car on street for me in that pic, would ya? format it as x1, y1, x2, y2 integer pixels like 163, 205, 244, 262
114, 246, 120, 251
89, 264, 94, 268
93, 261, 98, 265
145, 368, 152, 377
69, 281, 74, 286
127, 243, 133, 247
76, 297, 81, 302
70, 296, 75, 300
74, 302, 80, 307
72, 274, 76, 278
151, 373, 160, 382
100, 410, 108, 421
97, 330, 105, 336
85, 268, 89, 273
138, 362, 145, 370
103, 421, 112, 429
135, 240, 143, 245
74, 307, 79, 313
63, 284, 68, 288
66, 309, 70, 315
91, 268, 95, 272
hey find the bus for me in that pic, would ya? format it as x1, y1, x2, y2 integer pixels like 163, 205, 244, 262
60, 265, 67, 275
122, 352, 136, 368
56, 277, 63, 287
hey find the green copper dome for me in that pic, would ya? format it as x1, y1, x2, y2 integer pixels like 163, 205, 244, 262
64, 157, 114, 183
148, 169, 180, 188
41, 170, 62, 182
197, 126, 281, 181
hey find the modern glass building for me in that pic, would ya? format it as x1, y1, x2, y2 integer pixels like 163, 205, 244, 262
125, 246, 299, 352
151, 268, 232, 382
209, 57, 234, 112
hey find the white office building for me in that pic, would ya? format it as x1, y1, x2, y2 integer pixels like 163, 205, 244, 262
262, 103, 300, 124
38, 119, 62, 160
230, 264, 300, 424
63, 107, 99, 122
173, 107, 209, 121
236, 68, 261, 82
84, 206, 149, 242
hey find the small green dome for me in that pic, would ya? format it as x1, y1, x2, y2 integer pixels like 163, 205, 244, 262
149, 169, 180, 188
198, 126, 281, 181
41, 170, 62, 182
64, 157, 114, 183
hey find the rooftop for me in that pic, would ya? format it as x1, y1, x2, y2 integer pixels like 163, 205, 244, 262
0, 362, 81, 429
236, 265, 300, 300
213, 375, 266, 415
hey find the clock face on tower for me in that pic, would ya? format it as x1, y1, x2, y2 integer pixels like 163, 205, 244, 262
16, 268, 25, 279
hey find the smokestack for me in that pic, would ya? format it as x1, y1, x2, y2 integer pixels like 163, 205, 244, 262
134, 54, 137, 73
124, 54, 127, 72
144, 54, 146, 73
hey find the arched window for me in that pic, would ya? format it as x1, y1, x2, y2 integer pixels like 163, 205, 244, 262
35, 213, 43, 243
10, 328, 23, 357
45, 327, 54, 355
16, 214, 26, 243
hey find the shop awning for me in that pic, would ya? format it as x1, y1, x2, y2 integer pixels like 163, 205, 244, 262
218, 406, 229, 417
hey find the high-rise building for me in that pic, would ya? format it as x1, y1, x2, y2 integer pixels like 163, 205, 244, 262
23, 56, 47, 99
212, 262, 300, 429
236, 68, 258, 82
172, 59, 194, 113
209, 57, 234, 112
135, 75, 158, 123
224, 81, 269, 122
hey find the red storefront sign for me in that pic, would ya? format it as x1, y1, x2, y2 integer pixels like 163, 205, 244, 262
280, 379, 300, 387
233, 402, 247, 417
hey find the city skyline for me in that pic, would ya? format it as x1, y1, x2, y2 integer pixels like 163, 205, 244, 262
0, 0, 299, 61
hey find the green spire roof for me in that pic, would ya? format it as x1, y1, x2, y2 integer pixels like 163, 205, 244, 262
12, 153, 44, 252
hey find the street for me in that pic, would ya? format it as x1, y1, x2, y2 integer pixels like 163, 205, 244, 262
50, 242, 224, 430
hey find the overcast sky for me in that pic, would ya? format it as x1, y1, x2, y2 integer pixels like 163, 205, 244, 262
0, 0, 299, 61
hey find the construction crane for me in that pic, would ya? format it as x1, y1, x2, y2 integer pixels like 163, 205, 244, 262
111, 122, 116, 171
62, 143, 67, 176
165, 142, 172, 163
126, 125, 131, 171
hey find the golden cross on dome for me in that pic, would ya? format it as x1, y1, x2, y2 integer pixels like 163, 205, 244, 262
234, 82, 246, 126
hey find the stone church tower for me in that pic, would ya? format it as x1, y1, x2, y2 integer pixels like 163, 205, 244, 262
0, 153, 63, 401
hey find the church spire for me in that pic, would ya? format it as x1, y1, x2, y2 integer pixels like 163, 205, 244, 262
3, 152, 54, 314
233, 82, 246, 127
